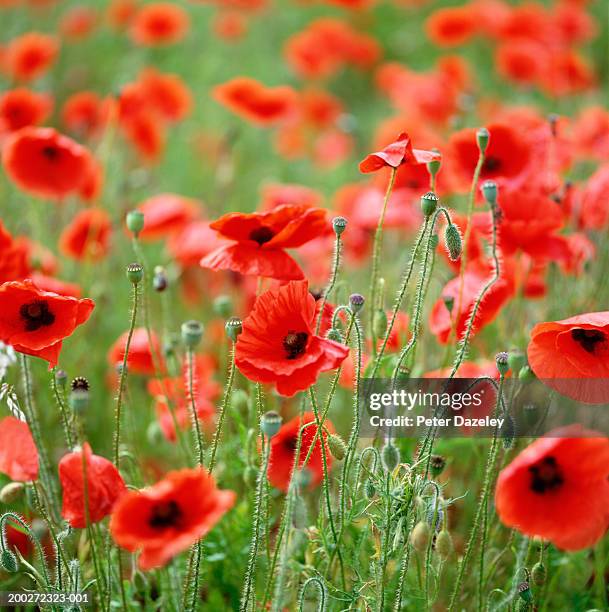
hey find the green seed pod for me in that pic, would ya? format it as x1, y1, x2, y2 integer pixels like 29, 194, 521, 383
531, 561, 546, 586
410, 521, 431, 552
435, 529, 452, 558
518, 365, 536, 382
481, 180, 498, 205
126, 263, 143, 285
231, 389, 249, 413
332, 216, 347, 236
364, 479, 376, 499
373, 309, 388, 338
261, 411, 282, 438
381, 443, 400, 472
328, 434, 347, 460
430, 455, 446, 477
213, 295, 232, 318
69, 389, 89, 415
126, 210, 145, 236
0, 482, 25, 504
427, 158, 441, 180
1, 549, 18, 573
517, 581, 532, 603
243, 466, 258, 489
476, 127, 490, 153
444, 224, 462, 262
495, 351, 510, 376
225, 317, 243, 342
421, 191, 439, 217
181, 320, 204, 348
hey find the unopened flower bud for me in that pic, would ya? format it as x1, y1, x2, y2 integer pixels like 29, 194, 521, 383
153, 266, 168, 292
508, 351, 526, 373
364, 479, 376, 499
213, 295, 232, 318
421, 192, 439, 217
349, 293, 365, 314
430, 455, 446, 477
261, 411, 282, 438
225, 316, 242, 342
55, 369, 68, 390
328, 434, 347, 460
443, 295, 455, 313
181, 320, 203, 348
0, 549, 18, 573
476, 127, 490, 154
518, 581, 532, 603
332, 216, 347, 236
126, 210, 145, 236
531, 561, 546, 586
519, 365, 536, 382
326, 328, 343, 343
0, 482, 25, 504
410, 521, 431, 552
444, 224, 462, 261
481, 180, 498, 205
126, 263, 143, 285
381, 443, 400, 472
495, 352, 510, 376
435, 529, 452, 558
373, 309, 388, 338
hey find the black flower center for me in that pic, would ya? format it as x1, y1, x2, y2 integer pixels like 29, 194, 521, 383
283, 435, 298, 452
309, 289, 323, 301
283, 331, 308, 360
483, 156, 501, 173
148, 500, 182, 529
249, 226, 275, 246
41, 146, 59, 161
19, 301, 55, 332
529, 456, 563, 494
571, 328, 606, 354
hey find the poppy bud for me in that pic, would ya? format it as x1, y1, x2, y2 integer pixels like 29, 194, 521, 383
243, 465, 258, 489
444, 224, 462, 261
126, 263, 143, 285
181, 320, 203, 348
476, 127, 490, 154
410, 521, 430, 552
373, 310, 388, 338
326, 328, 343, 343
126, 210, 145, 236
328, 433, 347, 460
517, 581, 532, 603
55, 369, 68, 390
435, 529, 452, 558
430, 454, 446, 477
349, 293, 365, 314
531, 561, 546, 586
381, 443, 400, 472
0, 482, 25, 504
225, 316, 242, 342
495, 352, 510, 376
481, 180, 498, 205
518, 365, 536, 382
213, 295, 232, 318
261, 411, 282, 438
364, 478, 376, 499
508, 351, 526, 373
153, 266, 168, 292
427, 157, 441, 180
442, 295, 454, 313
332, 216, 347, 236
0, 549, 18, 573
231, 389, 249, 413
421, 191, 439, 217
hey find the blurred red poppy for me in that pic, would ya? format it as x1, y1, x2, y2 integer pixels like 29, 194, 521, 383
110, 468, 235, 570
496, 426, 609, 550
2, 127, 93, 200
108, 327, 162, 376
59, 208, 112, 261
167, 221, 224, 267
359, 132, 440, 173
0, 221, 31, 283
136, 193, 200, 241
0, 88, 52, 133
4, 33, 58, 82
62, 91, 112, 138
60, 6, 98, 40
426, 6, 477, 47
59, 443, 126, 528
0, 417, 39, 482
235, 280, 349, 396
130, 3, 190, 46
0, 279, 94, 367
139, 68, 193, 122
578, 164, 609, 230
268, 412, 333, 492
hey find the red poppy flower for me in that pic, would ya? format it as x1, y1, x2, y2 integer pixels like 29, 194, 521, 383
166, 221, 224, 268
108, 327, 162, 376
121, 109, 166, 162
0, 88, 52, 133
62, 91, 112, 138
426, 6, 477, 47
260, 182, 323, 211
0, 280, 94, 367
495, 40, 548, 85
573, 106, 609, 161
107, 0, 137, 29
0, 417, 39, 482
110, 468, 235, 570
30, 273, 82, 298
578, 164, 609, 230
2, 127, 93, 200
4, 33, 59, 82
268, 412, 334, 492
235, 280, 349, 396
59, 443, 126, 528
495, 426, 609, 550
201, 204, 327, 280
0, 222, 31, 283
138, 68, 193, 122
212, 11, 248, 41
130, 3, 190, 47
60, 6, 98, 40
136, 193, 200, 241
213, 77, 298, 126
59, 208, 112, 261
527, 312, 609, 404
359, 132, 440, 173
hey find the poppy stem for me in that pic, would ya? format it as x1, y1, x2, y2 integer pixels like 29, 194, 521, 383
298, 576, 327, 611
113, 281, 139, 468
186, 347, 205, 467
207, 342, 236, 474
315, 231, 342, 335
369, 167, 398, 353
51, 368, 75, 449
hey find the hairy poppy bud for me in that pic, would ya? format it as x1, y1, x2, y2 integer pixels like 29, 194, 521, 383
328, 434, 347, 460
326, 328, 343, 343
181, 320, 203, 348
476, 127, 490, 154
332, 216, 347, 236
381, 443, 400, 472
421, 191, 439, 217
430, 455, 446, 477
231, 389, 249, 413
364, 478, 376, 499
444, 224, 462, 261
0, 482, 25, 504
126, 210, 145, 236
55, 369, 68, 389
349, 293, 365, 314
435, 529, 452, 558
373, 309, 388, 338
0, 549, 18, 573
517, 581, 532, 603
261, 411, 282, 438
495, 352, 510, 376
427, 156, 441, 180
481, 180, 498, 205
153, 266, 168, 292
518, 365, 536, 382
410, 521, 430, 552
213, 295, 232, 318
531, 561, 546, 586
225, 316, 242, 342
126, 263, 143, 285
